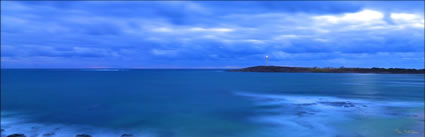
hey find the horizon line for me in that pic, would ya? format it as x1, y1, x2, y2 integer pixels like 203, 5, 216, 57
1, 65, 424, 70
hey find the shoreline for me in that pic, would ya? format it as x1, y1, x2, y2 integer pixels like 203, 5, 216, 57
230, 66, 425, 74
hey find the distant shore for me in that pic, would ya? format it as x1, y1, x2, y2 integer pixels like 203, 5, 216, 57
230, 66, 425, 74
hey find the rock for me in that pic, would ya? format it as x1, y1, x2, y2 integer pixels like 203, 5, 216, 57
296, 111, 314, 117
42, 132, 55, 136
296, 111, 306, 116
230, 66, 425, 74
297, 111, 307, 116
121, 134, 133, 137
319, 101, 355, 108
255, 105, 281, 109
297, 103, 317, 106
7, 134, 26, 137
76, 134, 91, 137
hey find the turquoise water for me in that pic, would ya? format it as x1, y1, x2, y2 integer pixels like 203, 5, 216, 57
1, 69, 424, 137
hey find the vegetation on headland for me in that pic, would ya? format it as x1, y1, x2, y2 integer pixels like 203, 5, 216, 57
230, 66, 425, 74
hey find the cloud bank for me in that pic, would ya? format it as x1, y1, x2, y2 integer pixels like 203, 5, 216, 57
1, 1, 424, 68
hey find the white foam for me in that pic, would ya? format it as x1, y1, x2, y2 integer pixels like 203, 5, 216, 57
235, 91, 424, 137
1, 113, 155, 137
235, 91, 423, 107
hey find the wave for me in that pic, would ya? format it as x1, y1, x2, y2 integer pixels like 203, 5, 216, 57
1, 113, 154, 137
234, 92, 425, 137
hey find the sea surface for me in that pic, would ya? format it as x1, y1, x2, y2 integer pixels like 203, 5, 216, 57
1, 69, 424, 137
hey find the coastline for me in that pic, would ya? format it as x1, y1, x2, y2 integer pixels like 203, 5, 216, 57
230, 66, 425, 74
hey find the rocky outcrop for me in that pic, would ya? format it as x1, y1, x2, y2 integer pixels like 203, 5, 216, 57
42, 132, 55, 137
319, 101, 367, 108
76, 134, 91, 137
319, 101, 356, 108
296, 111, 314, 117
230, 66, 425, 74
121, 134, 133, 137
7, 134, 26, 137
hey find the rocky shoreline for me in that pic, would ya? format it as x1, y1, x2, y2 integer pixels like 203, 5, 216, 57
230, 66, 425, 74
1, 132, 134, 137
1, 128, 134, 137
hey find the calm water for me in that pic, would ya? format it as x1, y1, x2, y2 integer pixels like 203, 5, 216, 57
1, 69, 424, 137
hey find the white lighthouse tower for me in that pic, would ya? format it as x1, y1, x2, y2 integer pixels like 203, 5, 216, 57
265, 55, 269, 66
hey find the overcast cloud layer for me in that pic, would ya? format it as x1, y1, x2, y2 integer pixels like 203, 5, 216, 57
1, 1, 424, 68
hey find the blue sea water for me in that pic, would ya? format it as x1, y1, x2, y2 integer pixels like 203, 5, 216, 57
1, 69, 424, 137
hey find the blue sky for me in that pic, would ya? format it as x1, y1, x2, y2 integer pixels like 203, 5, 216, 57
1, 1, 424, 68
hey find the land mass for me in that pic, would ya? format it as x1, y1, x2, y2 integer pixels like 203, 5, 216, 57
230, 66, 425, 74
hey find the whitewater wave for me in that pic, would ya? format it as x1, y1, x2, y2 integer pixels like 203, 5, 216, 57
1, 112, 154, 137
234, 92, 425, 137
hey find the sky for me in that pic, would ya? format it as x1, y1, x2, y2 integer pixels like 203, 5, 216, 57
1, 1, 424, 69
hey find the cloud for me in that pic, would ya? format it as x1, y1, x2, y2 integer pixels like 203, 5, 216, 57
150, 26, 234, 34
152, 27, 174, 33
313, 9, 384, 24
391, 13, 424, 28
312, 9, 389, 31
151, 49, 179, 56
188, 27, 234, 32
1, 1, 424, 68
274, 34, 299, 40
2, 45, 121, 58
240, 39, 265, 44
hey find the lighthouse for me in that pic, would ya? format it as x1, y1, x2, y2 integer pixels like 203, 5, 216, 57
265, 55, 269, 66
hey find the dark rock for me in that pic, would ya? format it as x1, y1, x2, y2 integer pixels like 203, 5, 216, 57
76, 134, 91, 137
7, 134, 26, 137
121, 134, 133, 137
255, 105, 281, 109
42, 132, 55, 137
297, 103, 317, 106
296, 111, 314, 117
319, 101, 356, 108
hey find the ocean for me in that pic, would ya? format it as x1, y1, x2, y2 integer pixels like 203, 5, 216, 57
1, 69, 424, 137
